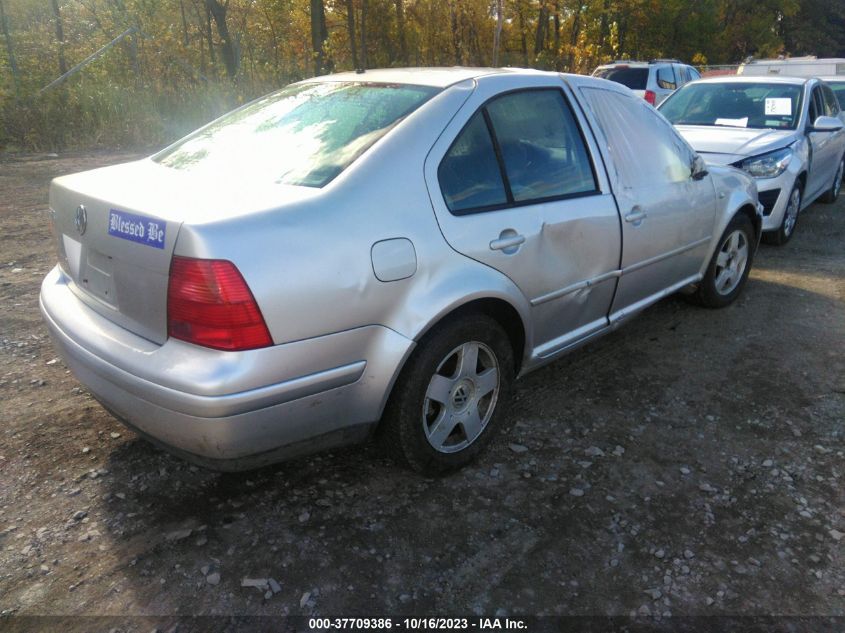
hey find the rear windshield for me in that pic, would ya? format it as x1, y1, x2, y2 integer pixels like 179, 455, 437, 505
659, 82, 803, 130
154, 82, 439, 188
593, 67, 648, 90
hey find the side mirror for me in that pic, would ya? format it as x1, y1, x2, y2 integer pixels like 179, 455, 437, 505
808, 115, 844, 133
691, 154, 709, 181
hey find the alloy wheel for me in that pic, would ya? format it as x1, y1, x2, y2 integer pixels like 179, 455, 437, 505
714, 229, 749, 296
783, 188, 800, 237
422, 341, 500, 453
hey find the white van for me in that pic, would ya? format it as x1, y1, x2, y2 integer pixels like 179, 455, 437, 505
738, 56, 845, 78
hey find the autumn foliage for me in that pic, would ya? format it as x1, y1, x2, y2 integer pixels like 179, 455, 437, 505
0, 0, 842, 151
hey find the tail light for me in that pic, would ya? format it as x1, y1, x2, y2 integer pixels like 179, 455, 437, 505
644, 90, 657, 105
167, 256, 272, 351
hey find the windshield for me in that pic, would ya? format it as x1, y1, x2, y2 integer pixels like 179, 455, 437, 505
593, 67, 648, 90
154, 82, 439, 188
659, 82, 803, 130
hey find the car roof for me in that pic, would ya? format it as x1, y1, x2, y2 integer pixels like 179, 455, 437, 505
298, 66, 629, 96
818, 76, 845, 83
695, 75, 810, 86
301, 66, 547, 88
595, 59, 685, 68
595, 61, 649, 67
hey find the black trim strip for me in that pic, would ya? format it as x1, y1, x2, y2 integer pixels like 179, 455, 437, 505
482, 107, 515, 204
449, 188, 602, 217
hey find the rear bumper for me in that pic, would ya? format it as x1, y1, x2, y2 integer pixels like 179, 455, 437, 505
39, 266, 414, 468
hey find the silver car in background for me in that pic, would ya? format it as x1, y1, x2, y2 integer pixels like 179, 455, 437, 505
40, 68, 761, 475
659, 76, 845, 244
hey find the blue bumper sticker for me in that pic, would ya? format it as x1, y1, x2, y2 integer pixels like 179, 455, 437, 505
108, 209, 166, 249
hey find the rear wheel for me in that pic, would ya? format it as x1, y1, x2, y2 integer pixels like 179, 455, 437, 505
763, 183, 801, 246
693, 213, 755, 308
380, 314, 514, 475
820, 156, 844, 203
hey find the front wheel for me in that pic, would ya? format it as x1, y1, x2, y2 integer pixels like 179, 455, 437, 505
379, 314, 514, 475
820, 156, 844, 203
693, 213, 755, 308
763, 183, 801, 246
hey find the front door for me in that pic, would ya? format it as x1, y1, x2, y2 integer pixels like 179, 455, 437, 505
577, 84, 717, 321
806, 84, 845, 200
424, 76, 621, 359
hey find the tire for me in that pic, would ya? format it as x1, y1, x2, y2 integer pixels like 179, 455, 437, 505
379, 313, 514, 475
820, 156, 844, 203
693, 213, 755, 309
763, 182, 801, 246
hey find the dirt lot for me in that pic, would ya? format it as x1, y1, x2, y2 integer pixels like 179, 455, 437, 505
1, 151, 844, 629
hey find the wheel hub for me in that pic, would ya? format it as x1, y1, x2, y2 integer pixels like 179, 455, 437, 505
450, 379, 475, 412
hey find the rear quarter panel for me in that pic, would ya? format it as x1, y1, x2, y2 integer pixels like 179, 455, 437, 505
174, 79, 534, 354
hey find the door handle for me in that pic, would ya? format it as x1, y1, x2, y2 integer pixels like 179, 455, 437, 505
489, 233, 525, 252
624, 207, 647, 224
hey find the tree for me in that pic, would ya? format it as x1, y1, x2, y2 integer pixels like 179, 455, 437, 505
0, 0, 19, 91
206, 0, 239, 78
50, 0, 68, 75
345, 0, 358, 69
310, 0, 327, 75
395, 0, 407, 65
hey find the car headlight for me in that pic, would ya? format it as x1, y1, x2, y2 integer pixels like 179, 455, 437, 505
739, 147, 792, 178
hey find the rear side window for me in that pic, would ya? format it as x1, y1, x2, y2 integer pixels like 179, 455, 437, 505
485, 90, 596, 203
438, 113, 508, 212
439, 89, 597, 214
593, 67, 649, 90
689, 67, 701, 81
656, 66, 677, 90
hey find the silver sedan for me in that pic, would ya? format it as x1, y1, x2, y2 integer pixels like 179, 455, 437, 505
40, 68, 762, 474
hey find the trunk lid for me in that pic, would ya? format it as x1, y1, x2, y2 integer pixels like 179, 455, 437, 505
50, 158, 316, 344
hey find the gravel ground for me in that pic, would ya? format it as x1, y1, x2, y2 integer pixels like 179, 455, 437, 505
0, 151, 843, 629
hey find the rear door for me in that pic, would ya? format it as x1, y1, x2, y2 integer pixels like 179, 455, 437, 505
577, 84, 716, 322
425, 74, 621, 358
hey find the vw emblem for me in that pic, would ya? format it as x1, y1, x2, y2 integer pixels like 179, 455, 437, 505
74, 205, 87, 236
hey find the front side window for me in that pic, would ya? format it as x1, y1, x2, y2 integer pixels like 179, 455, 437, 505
659, 82, 803, 130
439, 89, 597, 214
829, 82, 845, 108
810, 87, 825, 122
822, 85, 840, 116
155, 82, 439, 188
582, 87, 693, 188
